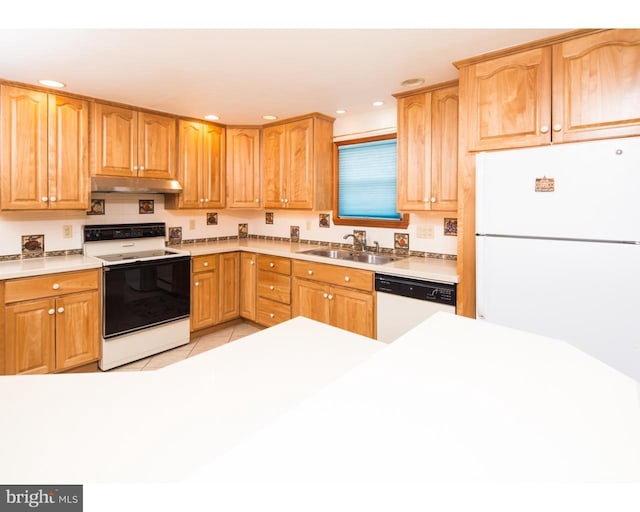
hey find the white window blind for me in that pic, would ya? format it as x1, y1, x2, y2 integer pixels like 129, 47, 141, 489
337, 138, 401, 220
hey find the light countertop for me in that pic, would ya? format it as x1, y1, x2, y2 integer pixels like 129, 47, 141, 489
0, 240, 458, 283
1, 313, 638, 485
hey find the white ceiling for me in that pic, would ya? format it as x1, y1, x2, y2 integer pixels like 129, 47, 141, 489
0, 28, 569, 125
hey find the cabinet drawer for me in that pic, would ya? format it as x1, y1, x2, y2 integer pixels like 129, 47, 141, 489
256, 297, 292, 327
4, 269, 100, 304
292, 260, 373, 292
257, 271, 291, 304
257, 254, 291, 275
192, 254, 218, 273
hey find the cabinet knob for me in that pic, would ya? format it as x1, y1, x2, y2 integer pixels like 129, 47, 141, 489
204, 198, 209, 202
41, 196, 49, 202
57, 307, 64, 314
250, 260, 255, 265
344, 276, 350, 282
307, 269, 313, 275
540, 125, 549, 134
134, 165, 138, 171
52, 283, 60, 290
269, 313, 275, 319
49, 196, 57, 202
269, 285, 275, 290
255, 198, 260, 202
328, 294, 333, 300
194, 281, 200, 287
323, 293, 328, 299
203, 261, 209, 267
552, 124, 562, 132
430, 197, 436, 203
139, 166, 145, 171
283, 198, 289, 203
199, 198, 205, 203
269, 262, 275, 268
48, 308, 55, 315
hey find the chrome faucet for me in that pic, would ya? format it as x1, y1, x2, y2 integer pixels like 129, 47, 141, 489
343, 232, 367, 252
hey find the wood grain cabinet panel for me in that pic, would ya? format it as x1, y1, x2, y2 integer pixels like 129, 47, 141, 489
1, 85, 89, 210
218, 252, 240, 323
261, 114, 334, 210
166, 120, 225, 209
239, 252, 257, 321
395, 82, 458, 212
227, 128, 261, 208
191, 267, 218, 332
94, 103, 176, 179
2, 269, 100, 375
255, 254, 292, 327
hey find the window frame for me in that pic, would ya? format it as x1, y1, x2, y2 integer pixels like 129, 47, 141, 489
332, 133, 409, 229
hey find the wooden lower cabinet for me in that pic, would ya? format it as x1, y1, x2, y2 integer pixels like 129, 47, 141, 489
2, 269, 100, 375
255, 254, 292, 327
239, 252, 257, 321
292, 260, 375, 339
191, 252, 240, 332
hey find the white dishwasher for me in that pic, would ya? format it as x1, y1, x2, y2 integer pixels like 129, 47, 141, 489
375, 273, 456, 343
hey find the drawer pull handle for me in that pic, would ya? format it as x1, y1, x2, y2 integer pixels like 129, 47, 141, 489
344, 276, 350, 282
269, 262, 275, 268
269, 313, 275, 319
57, 307, 65, 314
307, 270, 313, 275
48, 308, 55, 315
269, 285, 275, 290
52, 283, 60, 290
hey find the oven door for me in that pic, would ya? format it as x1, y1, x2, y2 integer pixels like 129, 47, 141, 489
103, 255, 191, 339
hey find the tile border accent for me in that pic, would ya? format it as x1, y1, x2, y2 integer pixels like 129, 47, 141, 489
0, 248, 84, 262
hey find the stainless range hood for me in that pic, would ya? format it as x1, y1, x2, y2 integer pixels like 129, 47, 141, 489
91, 176, 183, 194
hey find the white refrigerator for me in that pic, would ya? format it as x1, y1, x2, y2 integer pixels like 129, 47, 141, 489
476, 137, 640, 382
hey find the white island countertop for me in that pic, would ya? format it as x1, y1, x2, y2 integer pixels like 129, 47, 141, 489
1, 313, 638, 486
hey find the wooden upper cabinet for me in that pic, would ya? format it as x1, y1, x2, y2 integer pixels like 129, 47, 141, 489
463, 47, 551, 151
461, 29, 640, 151
261, 113, 334, 210
226, 127, 261, 208
396, 82, 458, 212
552, 29, 640, 143
166, 120, 225, 209
0, 85, 89, 210
94, 103, 176, 179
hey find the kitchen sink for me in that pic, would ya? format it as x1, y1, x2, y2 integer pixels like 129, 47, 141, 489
298, 248, 405, 265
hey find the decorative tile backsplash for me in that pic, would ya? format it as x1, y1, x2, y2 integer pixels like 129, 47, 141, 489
444, 218, 458, 236
21, 234, 44, 257
238, 223, 249, 238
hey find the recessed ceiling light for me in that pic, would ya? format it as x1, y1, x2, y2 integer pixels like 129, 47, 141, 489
372, 101, 384, 107
38, 79, 65, 88
204, 114, 220, 121
262, 114, 278, 121
335, 109, 347, 115
400, 77, 425, 87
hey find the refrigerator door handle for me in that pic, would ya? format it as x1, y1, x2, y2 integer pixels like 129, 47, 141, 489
475, 235, 487, 320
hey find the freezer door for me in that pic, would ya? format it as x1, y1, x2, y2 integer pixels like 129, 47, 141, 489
476, 235, 640, 382
476, 137, 640, 241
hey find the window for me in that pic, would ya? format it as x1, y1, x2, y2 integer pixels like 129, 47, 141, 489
333, 134, 409, 228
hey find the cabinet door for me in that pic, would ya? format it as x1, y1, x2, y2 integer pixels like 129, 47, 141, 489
94, 103, 137, 177
552, 29, 640, 143
227, 128, 261, 208
55, 291, 99, 370
239, 252, 257, 321
430, 85, 458, 211
191, 270, 218, 331
292, 278, 331, 325
202, 123, 225, 208
5, 298, 56, 374
219, 252, 240, 323
465, 47, 551, 151
176, 121, 204, 208
48, 95, 90, 210
261, 124, 286, 208
397, 92, 432, 211
0, 86, 48, 210
285, 118, 314, 209
331, 287, 375, 339
137, 112, 176, 179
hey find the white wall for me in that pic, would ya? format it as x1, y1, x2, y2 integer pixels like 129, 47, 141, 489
0, 108, 457, 258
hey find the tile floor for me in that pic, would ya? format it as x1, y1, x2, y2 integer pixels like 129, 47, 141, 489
107, 321, 264, 372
